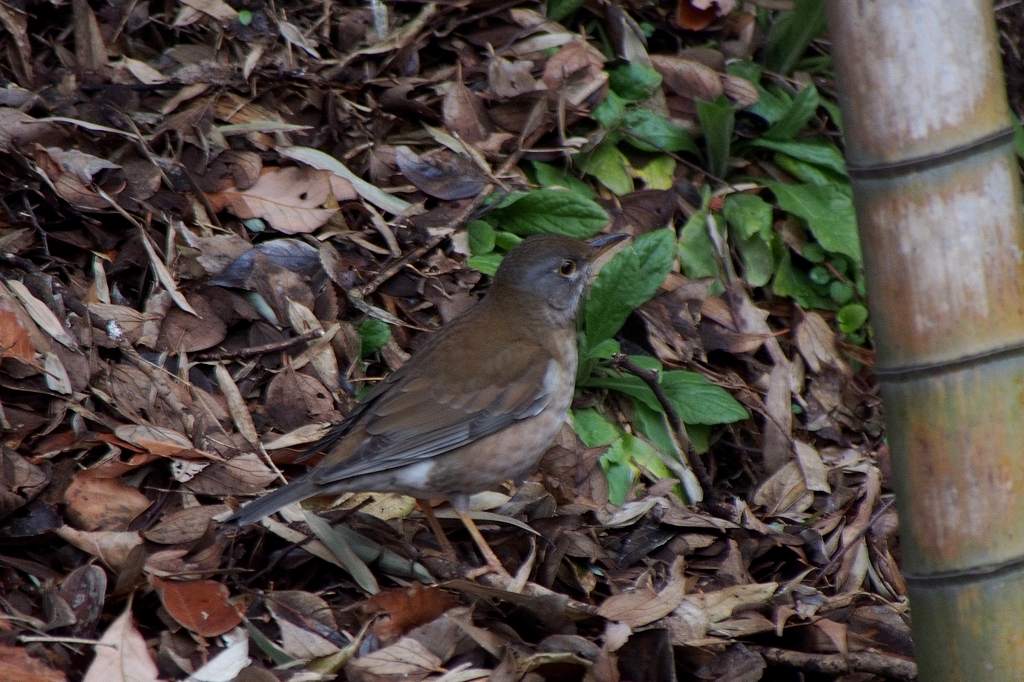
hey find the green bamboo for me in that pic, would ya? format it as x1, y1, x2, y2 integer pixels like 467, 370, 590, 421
826, 1, 1024, 678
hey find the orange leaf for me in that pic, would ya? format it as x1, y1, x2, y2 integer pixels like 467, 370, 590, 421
152, 577, 242, 637
0, 644, 67, 682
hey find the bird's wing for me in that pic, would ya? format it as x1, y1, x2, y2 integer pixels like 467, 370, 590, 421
311, 342, 558, 484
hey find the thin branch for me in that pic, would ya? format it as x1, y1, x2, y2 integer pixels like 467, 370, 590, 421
748, 644, 917, 680
194, 328, 324, 361
611, 353, 719, 511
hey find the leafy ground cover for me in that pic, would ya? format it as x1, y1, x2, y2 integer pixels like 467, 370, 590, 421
0, 0, 939, 679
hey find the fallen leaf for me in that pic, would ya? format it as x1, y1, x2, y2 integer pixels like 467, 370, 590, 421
206, 166, 355, 234
83, 603, 158, 682
152, 577, 242, 637
0, 644, 66, 682
64, 472, 151, 531
55, 526, 143, 571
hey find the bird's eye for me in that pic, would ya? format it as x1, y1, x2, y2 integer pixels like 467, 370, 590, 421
558, 259, 577, 277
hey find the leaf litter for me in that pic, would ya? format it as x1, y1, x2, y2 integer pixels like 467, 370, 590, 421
0, 1, 917, 680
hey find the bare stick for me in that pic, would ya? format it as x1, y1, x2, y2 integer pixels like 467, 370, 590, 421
194, 329, 324, 361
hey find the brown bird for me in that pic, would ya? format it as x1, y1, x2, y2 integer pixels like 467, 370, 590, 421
225, 232, 627, 573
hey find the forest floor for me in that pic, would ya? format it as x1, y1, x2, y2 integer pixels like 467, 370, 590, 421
6, 1, 1014, 680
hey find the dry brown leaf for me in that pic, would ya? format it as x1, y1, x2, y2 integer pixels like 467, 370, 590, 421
650, 55, 724, 102
541, 39, 607, 107
72, 0, 108, 74
55, 526, 143, 571
186, 452, 278, 496
362, 585, 460, 643
346, 636, 443, 681
0, 108, 54, 153
0, 295, 37, 364
64, 472, 151, 531
152, 577, 242, 637
114, 424, 213, 459
795, 311, 848, 375
751, 460, 813, 515
180, 0, 238, 22
265, 591, 341, 659
156, 292, 227, 352
597, 557, 687, 628
442, 72, 491, 143
32, 146, 124, 211
0, 5, 33, 84
83, 604, 159, 682
142, 504, 228, 544
6, 279, 78, 350
0, 644, 66, 682
206, 166, 355, 234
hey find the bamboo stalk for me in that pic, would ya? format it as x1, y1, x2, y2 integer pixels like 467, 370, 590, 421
826, 1, 1024, 678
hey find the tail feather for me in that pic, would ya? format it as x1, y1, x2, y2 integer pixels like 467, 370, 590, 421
224, 476, 319, 526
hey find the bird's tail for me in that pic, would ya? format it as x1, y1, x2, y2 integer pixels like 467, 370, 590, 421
223, 475, 320, 526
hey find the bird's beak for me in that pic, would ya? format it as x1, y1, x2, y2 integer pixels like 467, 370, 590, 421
587, 233, 630, 254
586, 233, 629, 273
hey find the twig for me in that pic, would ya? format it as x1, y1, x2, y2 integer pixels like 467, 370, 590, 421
611, 353, 719, 512
194, 328, 324, 361
748, 644, 917, 680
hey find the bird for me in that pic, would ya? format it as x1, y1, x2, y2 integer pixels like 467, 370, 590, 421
225, 232, 628, 574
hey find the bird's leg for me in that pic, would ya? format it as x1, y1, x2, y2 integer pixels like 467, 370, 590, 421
456, 510, 510, 578
417, 499, 457, 560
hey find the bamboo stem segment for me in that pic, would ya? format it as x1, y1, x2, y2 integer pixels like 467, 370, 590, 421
826, 1, 1024, 678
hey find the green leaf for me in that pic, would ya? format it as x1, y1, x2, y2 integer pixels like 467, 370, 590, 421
622, 433, 672, 480
635, 156, 676, 190
723, 193, 772, 240
764, 84, 820, 140
609, 63, 662, 100
584, 228, 675, 345
735, 233, 774, 287
765, 0, 827, 75
774, 153, 834, 186
585, 370, 747, 425
494, 231, 523, 251
238, 9, 253, 25
678, 209, 719, 280
837, 303, 869, 333
571, 408, 620, 447
633, 400, 675, 454
660, 371, 749, 424
579, 141, 634, 195
585, 337, 621, 360
829, 280, 854, 304
358, 319, 391, 357
593, 91, 627, 128
467, 220, 495, 255
696, 98, 734, 178
749, 138, 847, 177
490, 189, 608, 238
547, 0, 583, 22
468, 253, 503, 276
747, 84, 793, 124
594, 92, 627, 130
770, 183, 861, 264
532, 161, 596, 198
600, 439, 633, 505
772, 250, 833, 309
622, 108, 700, 154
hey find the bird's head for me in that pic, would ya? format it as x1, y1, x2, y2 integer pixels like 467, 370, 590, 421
490, 233, 628, 325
